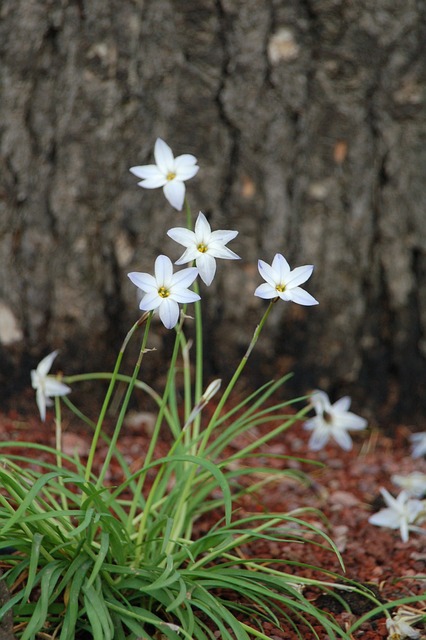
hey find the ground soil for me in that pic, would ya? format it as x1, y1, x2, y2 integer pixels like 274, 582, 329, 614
1, 389, 425, 639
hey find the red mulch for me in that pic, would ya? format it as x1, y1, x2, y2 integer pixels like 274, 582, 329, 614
1, 390, 426, 639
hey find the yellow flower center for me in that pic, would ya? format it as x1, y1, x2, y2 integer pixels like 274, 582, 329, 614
166, 172, 176, 181
158, 286, 170, 298
276, 284, 286, 292
197, 243, 208, 253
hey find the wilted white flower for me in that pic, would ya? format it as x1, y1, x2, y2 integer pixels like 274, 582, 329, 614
167, 211, 240, 286
128, 255, 200, 329
31, 351, 71, 422
368, 488, 425, 543
409, 431, 426, 459
129, 138, 199, 210
184, 378, 222, 429
386, 607, 424, 639
303, 390, 367, 451
254, 253, 318, 306
392, 472, 426, 498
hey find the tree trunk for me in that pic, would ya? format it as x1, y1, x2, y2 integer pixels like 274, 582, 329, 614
1, 0, 425, 423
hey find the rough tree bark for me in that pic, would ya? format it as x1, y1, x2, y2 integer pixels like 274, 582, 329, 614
1, 0, 425, 423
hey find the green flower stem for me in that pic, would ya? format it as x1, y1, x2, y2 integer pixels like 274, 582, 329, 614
129, 314, 186, 554
184, 196, 203, 442
96, 312, 153, 489
166, 301, 275, 554
84, 315, 146, 484
54, 396, 68, 515
198, 300, 275, 457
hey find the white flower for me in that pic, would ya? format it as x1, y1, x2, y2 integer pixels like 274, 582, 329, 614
167, 211, 240, 285
386, 608, 424, 639
368, 488, 425, 543
31, 351, 71, 422
392, 473, 426, 498
128, 255, 200, 329
409, 431, 426, 459
303, 390, 367, 451
129, 138, 199, 210
254, 253, 318, 306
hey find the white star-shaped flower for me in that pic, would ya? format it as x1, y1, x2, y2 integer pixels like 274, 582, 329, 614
129, 138, 199, 211
167, 211, 240, 286
31, 351, 71, 422
303, 390, 367, 451
368, 488, 425, 543
128, 255, 200, 329
392, 472, 426, 498
409, 431, 426, 459
254, 253, 318, 306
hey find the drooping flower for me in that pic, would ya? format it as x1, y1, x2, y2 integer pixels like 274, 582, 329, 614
184, 378, 222, 429
31, 351, 71, 422
392, 472, 426, 498
368, 488, 425, 543
409, 431, 426, 459
303, 390, 367, 451
167, 212, 240, 285
386, 608, 424, 639
129, 138, 199, 211
128, 255, 200, 329
254, 253, 318, 306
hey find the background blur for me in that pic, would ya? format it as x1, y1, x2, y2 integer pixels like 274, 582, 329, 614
1, 0, 425, 424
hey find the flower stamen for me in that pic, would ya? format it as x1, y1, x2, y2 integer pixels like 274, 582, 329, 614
158, 286, 170, 298
197, 243, 208, 253
166, 171, 176, 181
276, 283, 286, 292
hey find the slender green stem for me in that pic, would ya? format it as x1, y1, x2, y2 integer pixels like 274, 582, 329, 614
184, 197, 203, 444
96, 313, 153, 489
129, 314, 186, 553
54, 397, 68, 515
84, 315, 146, 483
198, 300, 275, 456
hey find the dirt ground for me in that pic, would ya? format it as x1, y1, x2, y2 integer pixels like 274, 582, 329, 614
1, 389, 426, 639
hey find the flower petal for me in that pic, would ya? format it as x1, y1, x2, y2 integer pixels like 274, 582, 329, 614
332, 396, 351, 413
167, 227, 195, 248
154, 255, 173, 287
257, 259, 279, 288
158, 298, 180, 329
254, 282, 276, 299
128, 272, 157, 292
129, 165, 163, 180
44, 378, 71, 397
285, 265, 314, 289
332, 428, 353, 451
170, 265, 199, 290
210, 229, 239, 244
272, 254, 291, 280
308, 427, 330, 451
170, 289, 201, 304
37, 351, 59, 377
206, 244, 240, 260
163, 180, 185, 210
174, 247, 199, 265
36, 388, 47, 422
139, 290, 162, 311
194, 212, 211, 239
287, 287, 319, 306
138, 176, 168, 189
196, 253, 216, 286
154, 138, 175, 174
